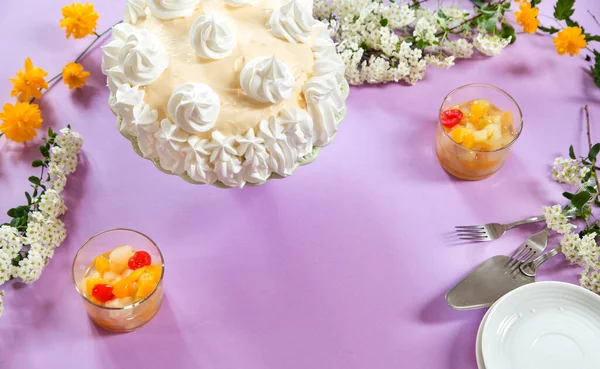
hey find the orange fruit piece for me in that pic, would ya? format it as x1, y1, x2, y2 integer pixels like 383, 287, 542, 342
85, 277, 109, 298
112, 277, 136, 299
135, 272, 158, 301
450, 127, 475, 148
146, 265, 163, 281
95, 256, 111, 275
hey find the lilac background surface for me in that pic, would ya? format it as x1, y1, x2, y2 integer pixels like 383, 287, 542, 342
1, 0, 600, 368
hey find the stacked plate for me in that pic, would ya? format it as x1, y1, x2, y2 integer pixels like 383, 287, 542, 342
475, 281, 600, 369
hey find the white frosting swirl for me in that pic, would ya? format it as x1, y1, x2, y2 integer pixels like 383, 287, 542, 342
311, 24, 345, 84
236, 129, 270, 184
206, 131, 243, 187
132, 103, 159, 133
154, 119, 189, 174
279, 108, 313, 158
118, 30, 168, 86
269, 0, 316, 44
112, 84, 145, 133
124, 0, 147, 24
137, 130, 159, 159
102, 24, 135, 73
223, 0, 258, 7
167, 83, 220, 134
302, 76, 345, 146
240, 56, 295, 104
190, 14, 236, 60
183, 136, 217, 184
258, 116, 298, 176
147, 0, 198, 20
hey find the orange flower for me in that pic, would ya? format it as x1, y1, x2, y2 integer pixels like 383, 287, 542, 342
10, 58, 48, 102
515, 1, 539, 34
59, 2, 99, 39
63, 62, 90, 89
0, 103, 43, 143
554, 26, 587, 56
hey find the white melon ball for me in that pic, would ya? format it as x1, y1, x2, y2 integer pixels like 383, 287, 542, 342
109, 245, 135, 274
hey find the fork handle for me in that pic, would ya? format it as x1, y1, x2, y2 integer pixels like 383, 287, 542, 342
506, 215, 546, 229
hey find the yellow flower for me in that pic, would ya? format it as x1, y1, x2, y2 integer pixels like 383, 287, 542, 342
0, 103, 43, 143
554, 27, 587, 56
59, 2, 99, 39
515, 1, 539, 34
9, 58, 48, 102
62, 62, 90, 89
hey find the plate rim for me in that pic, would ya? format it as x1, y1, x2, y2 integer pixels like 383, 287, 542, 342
481, 281, 600, 369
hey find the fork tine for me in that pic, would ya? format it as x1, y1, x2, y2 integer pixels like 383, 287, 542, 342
455, 226, 485, 230
458, 236, 490, 241
456, 229, 487, 235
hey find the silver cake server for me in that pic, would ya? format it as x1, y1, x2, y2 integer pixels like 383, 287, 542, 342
445, 247, 561, 310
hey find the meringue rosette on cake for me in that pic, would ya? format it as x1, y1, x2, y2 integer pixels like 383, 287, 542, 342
104, 0, 348, 188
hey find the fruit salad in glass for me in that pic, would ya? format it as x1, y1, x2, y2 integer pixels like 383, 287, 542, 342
73, 229, 164, 332
435, 84, 523, 180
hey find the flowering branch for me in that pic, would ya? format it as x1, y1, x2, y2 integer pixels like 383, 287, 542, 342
0, 127, 83, 317
313, 0, 514, 85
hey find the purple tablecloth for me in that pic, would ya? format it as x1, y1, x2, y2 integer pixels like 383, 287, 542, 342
1, 0, 600, 368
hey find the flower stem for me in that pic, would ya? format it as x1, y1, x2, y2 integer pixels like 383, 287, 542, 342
27, 20, 122, 105
588, 10, 600, 28
435, 0, 508, 37
585, 105, 600, 192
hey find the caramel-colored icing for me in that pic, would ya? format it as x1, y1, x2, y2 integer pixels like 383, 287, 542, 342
135, 0, 315, 138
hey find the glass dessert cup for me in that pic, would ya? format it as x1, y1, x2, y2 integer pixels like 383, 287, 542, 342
72, 228, 164, 333
435, 84, 523, 180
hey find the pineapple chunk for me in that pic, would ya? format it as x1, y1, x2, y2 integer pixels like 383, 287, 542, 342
500, 111, 514, 128
109, 245, 135, 274
473, 129, 488, 143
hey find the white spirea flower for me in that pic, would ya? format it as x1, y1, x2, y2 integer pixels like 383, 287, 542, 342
38, 189, 67, 218
14, 249, 46, 284
445, 38, 474, 58
26, 212, 67, 249
552, 157, 589, 185
543, 205, 576, 234
561, 232, 583, 265
413, 18, 437, 44
580, 266, 600, 294
0, 290, 4, 318
473, 33, 511, 56
50, 146, 78, 175
0, 225, 23, 260
0, 251, 12, 285
50, 173, 67, 192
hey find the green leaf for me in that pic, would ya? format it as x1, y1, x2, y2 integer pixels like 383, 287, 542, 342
565, 18, 580, 29
538, 25, 560, 34
380, 18, 388, 27
572, 191, 592, 210
472, 0, 485, 8
586, 35, 600, 42
591, 50, 600, 89
500, 23, 516, 44
530, 0, 541, 5
438, 9, 448, 20
25, 192, 32, 205
583, 169, 593, 183
32, 160, 44, 168
587, 186, 597, 194
28, 176, 41, 186
595, 196, 600, 207
32, 188, 38, 198
588, 143, 600, 161
417, 39, 425, 49
40, 145, 49, 158
554, 0, 575, 20
10, 218, 19, 227
352, 15, 359, 23
7, 208, 17, 218
569, 145, 576, 159
485, 17, 498, 33
563, 191, 575, 200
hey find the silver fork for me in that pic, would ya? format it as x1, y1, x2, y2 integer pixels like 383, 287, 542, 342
456, 215, 546, 242
506, 228, 549, 270
456, 207, 576, 242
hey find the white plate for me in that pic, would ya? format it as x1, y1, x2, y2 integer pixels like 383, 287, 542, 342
476, 306, 492, 369
482, 281, 600, 369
